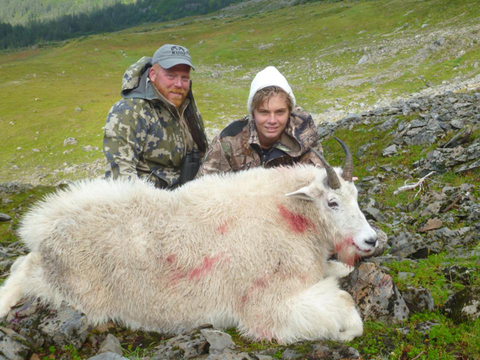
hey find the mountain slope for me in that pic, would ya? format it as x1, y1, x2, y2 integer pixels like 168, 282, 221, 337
0, 0, 136, 25
0, 0, 242, 49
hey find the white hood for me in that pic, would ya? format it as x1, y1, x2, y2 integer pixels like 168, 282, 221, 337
247, 66, 296, 114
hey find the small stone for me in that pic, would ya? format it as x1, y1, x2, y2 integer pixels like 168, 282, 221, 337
417, 218, 442, 232
363, 207, 384, 222
357, 55, 369, 65
382, 144, 398, 157
98, 334, 122, 355
444, 286, 480, 323
402, 286, 434, 313
0, 213, 12, 222
64, 137, 78, 146
343, 113, 362, 122
200, 329, 234, 355
398, 272, 415, 280
281, 349, 302, 359
450, 119, 464, 129
87, 352, 128, 360
0, 327, 30, 360
258, 43, 274, 50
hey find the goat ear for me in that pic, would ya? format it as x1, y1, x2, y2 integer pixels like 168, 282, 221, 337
285, 184, 321, 201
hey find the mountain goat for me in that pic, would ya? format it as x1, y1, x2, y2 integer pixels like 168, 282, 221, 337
0, 139, 377, 344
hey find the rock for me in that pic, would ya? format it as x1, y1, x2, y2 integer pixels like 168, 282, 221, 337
417, 218, 442, 232
281, 349, 302, 359
18, 328, 44, 350
63, 137, 78, 146
432, 226, 474, 248
200, 328, 235, 355
398, 320, 439, 336
443, 286, 480, 323
6, 298, 41, 325
82, 145, 99, 152
153, 330, 208, 359
88, 352, 128, 360
397, 272, 415, 280
343, 113, 362, 122
382, 144, 398, 157
455, 158, 480, 173
401, 286, 434, 313
369, 227, 388, 257
0, 327, 31, 360
442, 265, 476, 285
363, 207, 384, 222
37, 304, 90, 349
379, 117, 397, 131
258, 43, 274, 50
357, 55, 369, 65
0, 213, 12, 222
433, 36, 445, 47
207, 351, 255, 360
420, 201, 443, 217
341, 263, 410, 323
98, 334, 123, 355
450, 119, 465, 129
310, 343, 361, 359
389, 230, 442, 259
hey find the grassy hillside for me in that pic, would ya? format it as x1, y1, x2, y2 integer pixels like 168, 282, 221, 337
0, 0, 136, 25
0, 0, 480, 185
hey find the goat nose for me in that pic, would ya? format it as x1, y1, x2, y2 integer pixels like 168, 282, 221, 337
365, 238, 377, 247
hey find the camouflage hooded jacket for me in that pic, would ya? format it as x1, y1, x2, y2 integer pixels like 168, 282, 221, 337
103, 56, 207, 189
196, 107, 321, 177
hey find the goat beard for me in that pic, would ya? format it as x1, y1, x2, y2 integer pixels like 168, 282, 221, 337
334, 238, 361, 267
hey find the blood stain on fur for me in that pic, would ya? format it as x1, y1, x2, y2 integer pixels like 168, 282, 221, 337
216, 223, 228, 235
189, 255, 221, 280
277, 204, 314, 233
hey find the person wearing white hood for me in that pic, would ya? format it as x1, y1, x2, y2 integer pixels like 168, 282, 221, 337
196, 66, 321, 176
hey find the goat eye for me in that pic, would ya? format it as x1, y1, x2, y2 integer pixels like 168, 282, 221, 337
328, 200, 338, 208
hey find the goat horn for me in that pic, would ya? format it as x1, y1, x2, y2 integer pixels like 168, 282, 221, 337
334, 137, 353, 182
311, 148, 341, 190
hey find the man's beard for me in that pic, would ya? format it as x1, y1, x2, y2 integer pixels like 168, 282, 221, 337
153, 81, 187, 108
168, 91, 187, 107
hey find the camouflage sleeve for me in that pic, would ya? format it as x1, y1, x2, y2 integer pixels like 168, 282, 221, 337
195, 134, 233, 178
103, 100, 147, 180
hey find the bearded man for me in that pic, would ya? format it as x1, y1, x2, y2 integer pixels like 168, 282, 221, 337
103, 44, 208, 189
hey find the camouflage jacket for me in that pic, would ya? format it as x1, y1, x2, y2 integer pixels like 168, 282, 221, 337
103, 56, 207, 189
197, 107, 321, 177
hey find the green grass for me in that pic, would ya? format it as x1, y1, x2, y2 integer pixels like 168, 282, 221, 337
387, 252, 480, 305
0, 185, 56, 245
352, 314, 480, 359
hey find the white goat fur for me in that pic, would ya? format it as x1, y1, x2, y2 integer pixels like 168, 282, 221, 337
0, 165, 378, 344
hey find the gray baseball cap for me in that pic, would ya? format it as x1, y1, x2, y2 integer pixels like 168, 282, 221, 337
152, 44, 195, 70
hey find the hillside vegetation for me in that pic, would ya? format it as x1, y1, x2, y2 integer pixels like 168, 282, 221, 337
0, 0, 242, 49
0, 0, 135, 25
